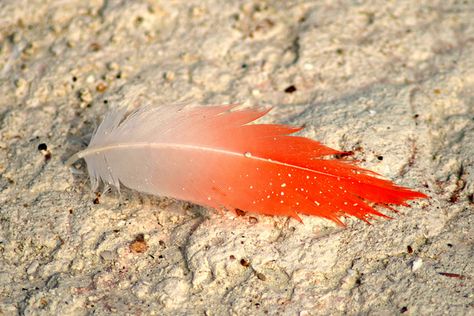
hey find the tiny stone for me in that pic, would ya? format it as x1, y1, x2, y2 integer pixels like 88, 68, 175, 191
256, 272, 266, 281
107, 62, 120, 70
12, 32, 22, 43
163, 71, 175, 81
100, 250, 115, 262
26, 261, 39, 275
412, 257, 423, 271
96, 82, 107, 93
14, 78, 26, 88
79, 88, 92, 103
284, 85, 297, 93
86, 75, 95, 83
130, 234, 148, 253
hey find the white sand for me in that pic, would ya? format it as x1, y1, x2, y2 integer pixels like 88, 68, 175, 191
0, 1, 472, 315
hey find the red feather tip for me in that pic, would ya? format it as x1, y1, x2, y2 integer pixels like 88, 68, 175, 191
69, 105, 428, 225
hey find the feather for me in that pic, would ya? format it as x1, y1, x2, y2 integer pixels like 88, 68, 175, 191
67, 105, 427, 225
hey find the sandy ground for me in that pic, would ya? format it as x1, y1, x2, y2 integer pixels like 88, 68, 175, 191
0, 1, 473, 315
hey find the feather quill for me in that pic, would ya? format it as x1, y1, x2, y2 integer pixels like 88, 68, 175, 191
67, 105, 427, 225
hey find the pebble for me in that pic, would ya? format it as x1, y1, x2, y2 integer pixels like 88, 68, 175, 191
412, 257, 423, 271
78, 88, 92, 103
27, 260, 39, 275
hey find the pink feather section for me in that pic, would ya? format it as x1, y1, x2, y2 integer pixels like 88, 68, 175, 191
68, 105, 427, 225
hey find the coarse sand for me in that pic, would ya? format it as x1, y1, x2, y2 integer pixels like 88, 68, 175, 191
0, 1, 472, 315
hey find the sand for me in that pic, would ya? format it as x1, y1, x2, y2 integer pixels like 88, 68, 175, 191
0, 1, 472, 315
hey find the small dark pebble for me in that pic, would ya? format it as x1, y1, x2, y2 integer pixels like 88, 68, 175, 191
135, 16, 144, 25
407, 245, 413, 253
256, 272, 266, 281
284, 85, 297, 93
235, 208, 246, 216
377, 155, 384, 161
240, 258, 250, 267
400, 306, 408, 313
135, 233, 145, 242
37, 143, 47, 151
38, 143, 51, 161
90, 42, 101, 51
